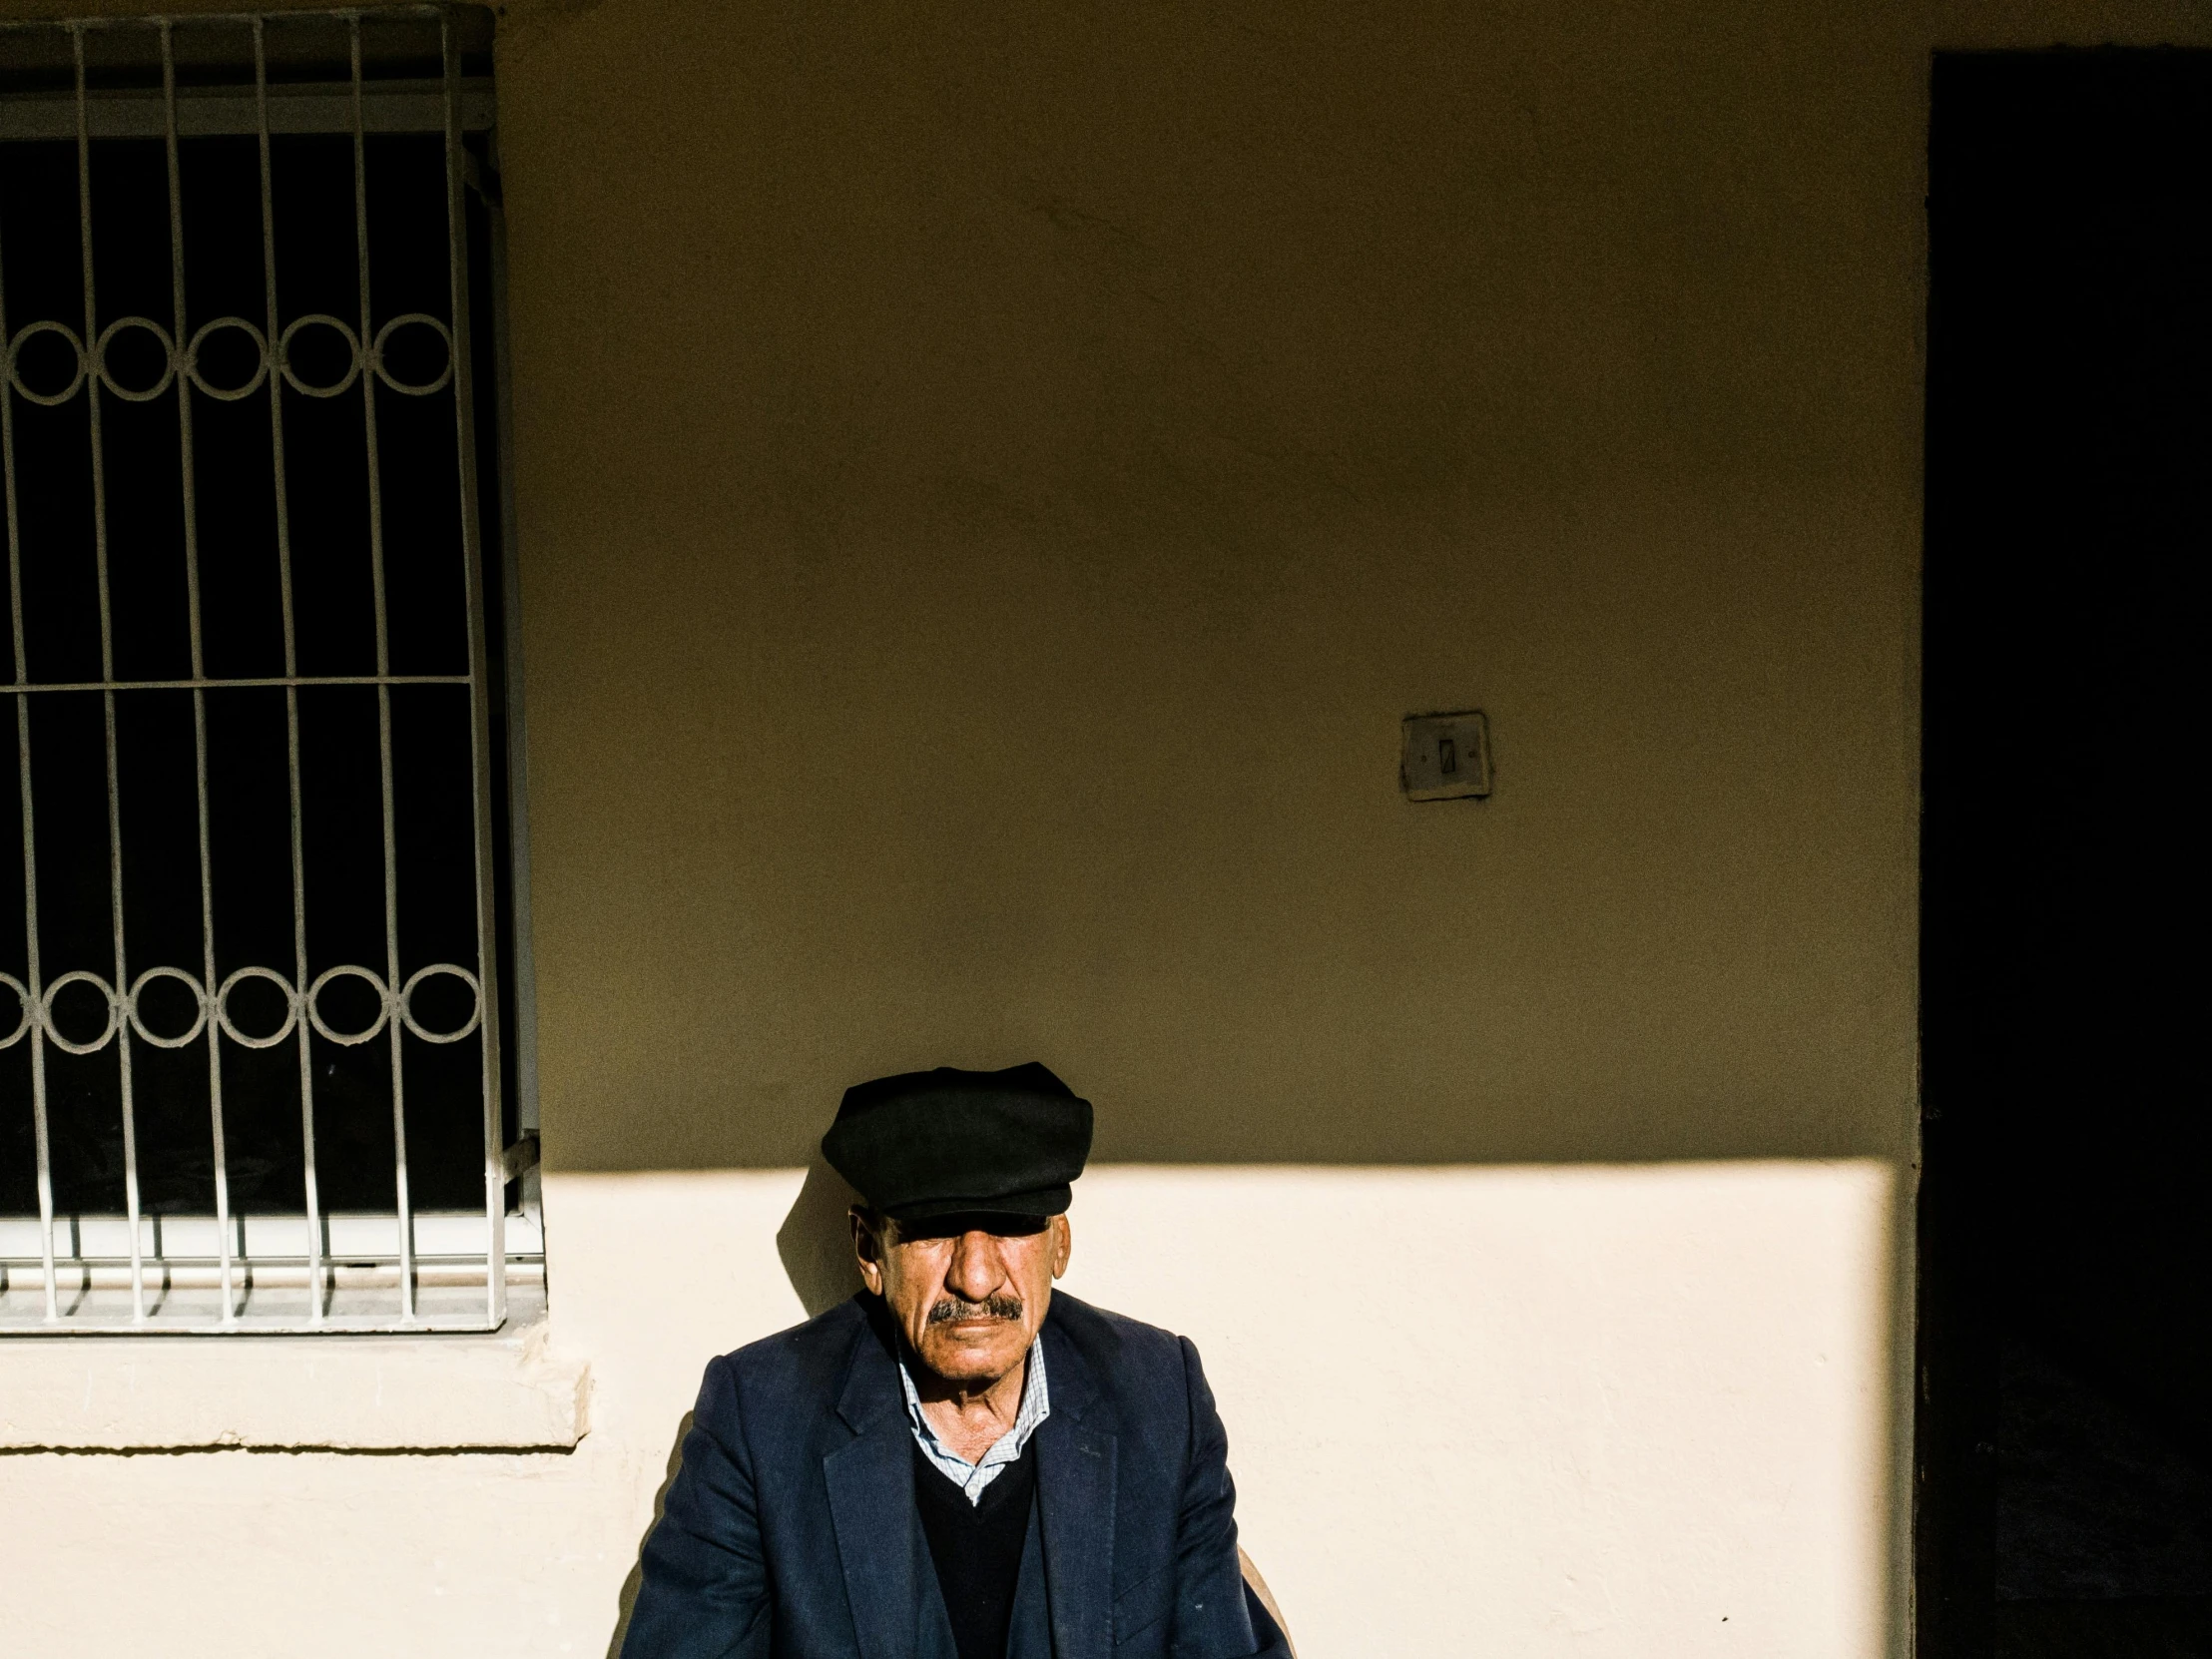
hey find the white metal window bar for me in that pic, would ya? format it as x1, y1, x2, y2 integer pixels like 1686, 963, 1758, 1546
0, 7, 537, 1334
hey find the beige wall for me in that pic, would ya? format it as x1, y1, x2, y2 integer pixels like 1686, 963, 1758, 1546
1, 1164, 1900, 1658
509, 0, 1936, 1171
7, 0, 2212, 1654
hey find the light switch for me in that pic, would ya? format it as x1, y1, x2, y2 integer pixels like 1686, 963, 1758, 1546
1400, 710, 1492, 801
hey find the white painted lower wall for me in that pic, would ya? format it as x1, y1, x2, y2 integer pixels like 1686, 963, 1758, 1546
0, 1161, 1901, 1658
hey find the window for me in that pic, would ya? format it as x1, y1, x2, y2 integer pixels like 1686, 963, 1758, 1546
0, 6, 537, 1334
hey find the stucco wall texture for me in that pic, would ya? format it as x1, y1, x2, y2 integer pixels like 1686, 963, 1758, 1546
507, 0, 1931, 1173
6, 0, 2211, 1653
3, 1165, 1897, 1658
492, 0, 2198, 1173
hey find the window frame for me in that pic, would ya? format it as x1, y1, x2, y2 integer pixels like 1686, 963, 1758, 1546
0, 3, 540, 1337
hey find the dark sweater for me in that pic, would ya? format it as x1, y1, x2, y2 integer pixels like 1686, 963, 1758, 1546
910, 1441, 1037, 1659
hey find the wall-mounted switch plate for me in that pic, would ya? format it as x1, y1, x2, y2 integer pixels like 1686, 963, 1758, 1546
1400, 710, 1492, 801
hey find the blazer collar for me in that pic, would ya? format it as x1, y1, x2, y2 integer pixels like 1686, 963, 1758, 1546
834, 1293, 906, 1435
825, 1298, 917, 1659
1034, 1302, 1116, 1659
1036, 1301, 1101, 1423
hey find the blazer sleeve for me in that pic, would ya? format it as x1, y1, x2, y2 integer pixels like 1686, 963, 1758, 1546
1171, 1337, 1294, 1659
620, 1356, 774, 1659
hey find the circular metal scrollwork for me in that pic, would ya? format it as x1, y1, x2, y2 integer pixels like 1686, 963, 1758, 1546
184, 316, 271, 402
214, 965, 300, 1050
0, 971, 31, 1049
306, 963, 391, 1046
399, 963, 482, 1043
370, 312, 454, 396
40, 970, 121, 1056
276, 313, 363, 398
6, 319, 89, 406
0, 960, 481, 1053
127, 965, 211, 1050
92, 316, 179, 402
6, 310, 453, 404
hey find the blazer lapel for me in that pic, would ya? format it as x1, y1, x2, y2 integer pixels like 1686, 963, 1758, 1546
1035, 1317, 1117, 1659
825, 1306, 920, 1659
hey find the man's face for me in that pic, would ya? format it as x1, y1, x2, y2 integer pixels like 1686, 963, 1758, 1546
852, 1210, 1072, 1387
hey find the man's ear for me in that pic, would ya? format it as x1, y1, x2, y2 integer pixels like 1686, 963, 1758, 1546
850, 1208, 885, 1296
1050, 1214, 1072, 1279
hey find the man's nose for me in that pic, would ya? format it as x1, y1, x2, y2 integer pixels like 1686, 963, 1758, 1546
943, 1231, 1003, 1302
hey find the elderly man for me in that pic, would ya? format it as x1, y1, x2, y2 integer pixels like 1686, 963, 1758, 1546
621, 1062, 1291, 1659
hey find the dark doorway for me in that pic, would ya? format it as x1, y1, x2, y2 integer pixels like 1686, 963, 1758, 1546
1921, 49, 2212, 1659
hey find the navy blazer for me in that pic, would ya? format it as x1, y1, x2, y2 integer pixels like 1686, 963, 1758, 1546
621, 1291, 1291, 1659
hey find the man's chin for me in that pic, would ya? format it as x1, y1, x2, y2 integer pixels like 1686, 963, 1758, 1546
915, 1333, 1028, 1384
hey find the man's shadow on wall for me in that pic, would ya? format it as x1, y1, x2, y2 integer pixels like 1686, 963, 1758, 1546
773, 1155, 870, 1319
605, 1156, 862, 1656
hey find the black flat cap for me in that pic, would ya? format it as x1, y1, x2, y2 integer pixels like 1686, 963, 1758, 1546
822, 1062, 1092, 1223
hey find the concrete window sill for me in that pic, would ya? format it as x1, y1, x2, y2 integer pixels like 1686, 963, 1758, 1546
0, 1296, 589, 1451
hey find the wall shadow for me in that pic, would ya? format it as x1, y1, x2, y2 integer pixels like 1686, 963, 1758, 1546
603, 1159, 863, 1652
605, 1408, 693, 1659
777, 1153, 865, 1318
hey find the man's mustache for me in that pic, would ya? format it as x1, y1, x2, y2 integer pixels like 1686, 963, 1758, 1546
927, 1295, 1023, 1326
